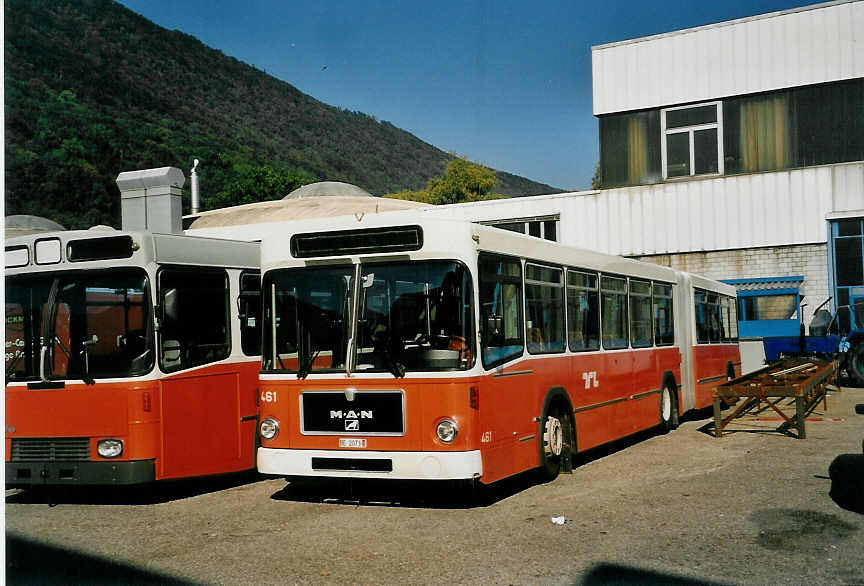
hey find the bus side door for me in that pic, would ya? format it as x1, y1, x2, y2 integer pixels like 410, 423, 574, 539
157, 268, 249, 479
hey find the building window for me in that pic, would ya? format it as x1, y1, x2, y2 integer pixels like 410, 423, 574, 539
661, 102, 723, 179
485, 216, 559, 242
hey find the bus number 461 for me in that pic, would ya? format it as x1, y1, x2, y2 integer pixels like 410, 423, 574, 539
582, 372, 599, 389
261, 391, 277, 403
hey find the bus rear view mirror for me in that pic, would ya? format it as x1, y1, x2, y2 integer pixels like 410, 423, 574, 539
484, 314, 502, 338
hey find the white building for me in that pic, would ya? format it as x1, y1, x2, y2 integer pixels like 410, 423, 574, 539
416, 0, 864, 339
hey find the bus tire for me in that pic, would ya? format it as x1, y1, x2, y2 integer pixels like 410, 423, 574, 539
848, 342, 864, 388
659, 383, 676, 434
539, 403, 571, 482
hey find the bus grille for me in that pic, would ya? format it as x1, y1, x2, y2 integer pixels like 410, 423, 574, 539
10, 438, 90, 462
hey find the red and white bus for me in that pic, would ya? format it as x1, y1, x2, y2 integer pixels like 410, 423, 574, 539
253, 215, 740, 487
5, 177, 262, 488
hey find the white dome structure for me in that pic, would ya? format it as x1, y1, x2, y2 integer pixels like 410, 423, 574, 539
5, 215, 66, 238
283, 181, 373, 199
186, 182, 429, 229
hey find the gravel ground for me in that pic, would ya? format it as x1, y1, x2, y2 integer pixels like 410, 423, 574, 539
6, 386, 864, 585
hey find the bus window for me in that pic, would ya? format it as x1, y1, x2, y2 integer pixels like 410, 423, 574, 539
728, 295, 739, 340
525, 263, 565, 354
159, 269, 229, 372
708, 293, 722, 342
695, 290, 709, 344
601, 275, 628, 349
567, 269, 600, 351
653, 283, 674, 346
265, 266, 351, 374
629, 279, 653, 348
355, 261, 473, 372
6, 270, 152, 381
721, 296, 732, 342
479, 254, 523, 368
239, 272, 262, 356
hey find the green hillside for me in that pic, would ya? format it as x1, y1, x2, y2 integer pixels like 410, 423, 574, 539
4, 0, 559, 229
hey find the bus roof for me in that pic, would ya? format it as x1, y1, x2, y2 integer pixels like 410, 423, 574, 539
5, 228, 259, 274
255, 212, 707, 288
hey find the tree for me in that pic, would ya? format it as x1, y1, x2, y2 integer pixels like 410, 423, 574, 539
383, 157, 503, 204
591, 163, 602, 190
208, 158, 316, 209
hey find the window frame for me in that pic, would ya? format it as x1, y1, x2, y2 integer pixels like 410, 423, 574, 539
661, 101, 724, 180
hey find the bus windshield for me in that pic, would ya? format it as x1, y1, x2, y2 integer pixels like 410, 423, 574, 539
264, 261, 473, 376
5, 269, 153, 382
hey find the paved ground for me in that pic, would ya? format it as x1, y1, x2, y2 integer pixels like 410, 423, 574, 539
6, 386, 864, 585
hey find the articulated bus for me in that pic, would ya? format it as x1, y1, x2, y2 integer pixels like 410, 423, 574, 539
254, 215, 740, 487
5, 228, 262, 487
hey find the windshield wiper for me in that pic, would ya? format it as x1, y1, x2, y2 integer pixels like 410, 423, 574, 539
297, 345, 321, 380
374, 338, 406, 379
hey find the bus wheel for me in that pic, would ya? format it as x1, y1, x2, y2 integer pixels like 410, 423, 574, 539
539, 408, 567, 481
659, 385, 675, 434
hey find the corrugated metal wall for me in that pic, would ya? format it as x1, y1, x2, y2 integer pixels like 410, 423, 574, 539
423, 162, 864, 257
592, 0, 864, 115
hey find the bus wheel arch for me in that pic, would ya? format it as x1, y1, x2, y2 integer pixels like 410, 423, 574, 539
537, 387, 576, 481
660, 372, 679, 432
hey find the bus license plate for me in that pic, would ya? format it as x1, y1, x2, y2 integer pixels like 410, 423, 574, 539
339, 438, 367, 448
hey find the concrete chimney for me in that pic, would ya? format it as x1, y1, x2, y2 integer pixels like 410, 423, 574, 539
116, 167, 186, 234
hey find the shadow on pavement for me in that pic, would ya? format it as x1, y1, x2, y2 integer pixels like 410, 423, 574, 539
578, 562, 728, 585
5, 470, 263, 506
6, 533, 200, 585
268, 426, 676, 508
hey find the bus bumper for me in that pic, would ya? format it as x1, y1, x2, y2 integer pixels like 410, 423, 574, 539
257, 447, 483, 481
6, 459, 156, 487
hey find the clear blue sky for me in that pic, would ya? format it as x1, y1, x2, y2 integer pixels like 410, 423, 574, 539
119, 0, 816, 191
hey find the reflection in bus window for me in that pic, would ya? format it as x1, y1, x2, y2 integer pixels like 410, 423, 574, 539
567, 270, 600, 351
159, 269, 229, 372
653, 283, 675, 345
525, 264, 564, 354
480, 254, 523, 367
601, 276, 628, 349
629, 279, 653, 348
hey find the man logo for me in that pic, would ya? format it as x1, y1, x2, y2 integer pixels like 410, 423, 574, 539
345, 420, 359, 431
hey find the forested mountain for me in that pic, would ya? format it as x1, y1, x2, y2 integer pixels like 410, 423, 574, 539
4, 0, 559, 229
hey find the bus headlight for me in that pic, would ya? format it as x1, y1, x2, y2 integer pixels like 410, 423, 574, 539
260, 417, 280, 440
436, 419, 458, 443
97, 439, 123, 458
